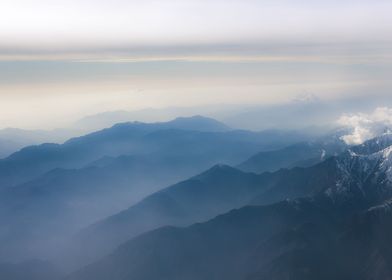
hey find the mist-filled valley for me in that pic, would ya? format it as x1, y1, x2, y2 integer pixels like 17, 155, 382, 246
0, 115, 314, 277
0, 109, 392, 279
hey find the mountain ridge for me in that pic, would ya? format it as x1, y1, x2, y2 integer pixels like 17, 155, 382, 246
67, 134, 392, 280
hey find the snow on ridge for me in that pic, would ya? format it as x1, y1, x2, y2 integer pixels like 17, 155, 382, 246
325, 138, 392, 199
382, 145, 392, 159
379, 146, 392, 182
337, 143, 392, 187
367, 199, 392, 213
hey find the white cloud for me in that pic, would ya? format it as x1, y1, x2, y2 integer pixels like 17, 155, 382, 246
338, 107, 392, 145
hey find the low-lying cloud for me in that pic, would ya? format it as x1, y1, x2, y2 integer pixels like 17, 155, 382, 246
338, 107, 392, 145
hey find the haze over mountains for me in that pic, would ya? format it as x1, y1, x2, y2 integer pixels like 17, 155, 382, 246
0, 116, 309, 266
0, 113, 229, 159
1, 113, 392, 280
0, 128, 79, 159
2, 0, 391, 278
70, 136, 348, 267
68, 134, 392, 280
0, 97, 367, 159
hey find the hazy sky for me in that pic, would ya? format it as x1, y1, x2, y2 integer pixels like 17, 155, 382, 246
0, 0, 391, 129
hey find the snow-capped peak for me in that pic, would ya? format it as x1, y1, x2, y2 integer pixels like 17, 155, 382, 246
325, 141, 392, 200
382, 145, 392, 159
377, 146, 392, 182
351, 132, 392, 156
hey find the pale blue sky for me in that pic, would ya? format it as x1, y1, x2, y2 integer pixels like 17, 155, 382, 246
1, 0, 391, 52
0, 0, 391, 128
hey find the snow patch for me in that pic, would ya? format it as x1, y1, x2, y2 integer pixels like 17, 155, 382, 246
320, 149, 326, 160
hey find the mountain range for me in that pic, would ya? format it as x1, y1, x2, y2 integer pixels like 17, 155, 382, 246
0, 116, 305, 188
0, 127, 79, 159
3, 115, 392, 280
67, 134, 392, 280
0, 116, 309, 265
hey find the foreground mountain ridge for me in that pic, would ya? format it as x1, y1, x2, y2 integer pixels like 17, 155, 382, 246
68, 133, 392, 280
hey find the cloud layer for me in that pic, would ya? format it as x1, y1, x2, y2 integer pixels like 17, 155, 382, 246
339, 107, 392, 145
1, 0, 392, 58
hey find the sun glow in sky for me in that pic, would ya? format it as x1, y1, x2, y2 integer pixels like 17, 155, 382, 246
0, 0, 392, 129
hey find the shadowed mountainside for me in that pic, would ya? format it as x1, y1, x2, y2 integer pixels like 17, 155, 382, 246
68, 134, 392, 280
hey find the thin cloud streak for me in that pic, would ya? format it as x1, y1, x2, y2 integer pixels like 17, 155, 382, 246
1, 41, 392, 64
0, 0, 391, 129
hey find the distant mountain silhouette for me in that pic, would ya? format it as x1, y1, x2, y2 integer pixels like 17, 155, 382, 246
75, 110, 223, 131
0, 116, 227, 159
238, 132, 347, 173
149, 115, 231, 132
0, 128, 77, 159
0, 116, 299, 188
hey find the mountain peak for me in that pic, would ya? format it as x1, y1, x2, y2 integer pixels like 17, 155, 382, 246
172, 115, 208, 121
323, 140, 392, 201
167, 115, 230, 132
198, 164, 241, 178
351, 133, 392, 155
